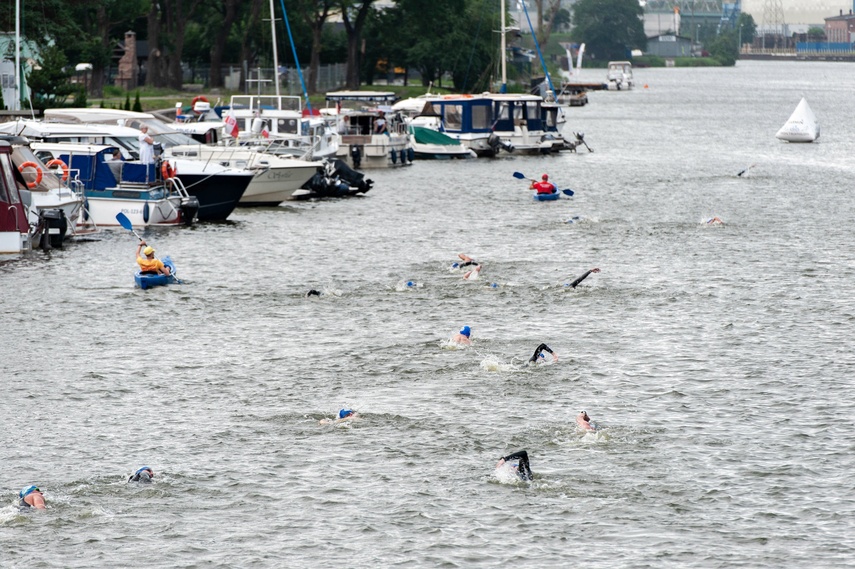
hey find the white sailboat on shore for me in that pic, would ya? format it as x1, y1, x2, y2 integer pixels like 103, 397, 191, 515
776, 98, 819, 143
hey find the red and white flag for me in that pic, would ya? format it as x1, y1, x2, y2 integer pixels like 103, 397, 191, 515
224, 110, 239, 138
261, 125, 270, 139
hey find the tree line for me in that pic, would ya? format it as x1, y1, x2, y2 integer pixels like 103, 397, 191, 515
3, 0, 745, 104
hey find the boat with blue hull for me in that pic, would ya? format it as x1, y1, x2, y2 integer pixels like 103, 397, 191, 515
136, 256, 177, 289
533, 192, 561, 201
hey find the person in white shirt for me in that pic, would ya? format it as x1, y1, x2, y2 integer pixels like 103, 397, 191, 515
138, 124, 155, 164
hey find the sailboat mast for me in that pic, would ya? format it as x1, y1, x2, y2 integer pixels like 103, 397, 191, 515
269, 0, 281, 97
14, 0, 21, 111
500, 0, 507, 92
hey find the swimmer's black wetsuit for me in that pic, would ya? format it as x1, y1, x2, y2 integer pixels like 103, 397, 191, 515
306, 289, 322, 297
568, 269, 595, 288
128, 471, 152, 483
500, 450, 533, 481
460, 261, 479, 267
528, 343, 554, 363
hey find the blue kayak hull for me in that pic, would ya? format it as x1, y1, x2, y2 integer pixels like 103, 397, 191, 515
135, 256, 177, 289
533, 192, 561, 201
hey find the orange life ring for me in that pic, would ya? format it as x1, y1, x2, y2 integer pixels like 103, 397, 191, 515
45, 158, 69, 181
18, 161, 43, 188
161, 161, 177, 180
191, 95, 210, 113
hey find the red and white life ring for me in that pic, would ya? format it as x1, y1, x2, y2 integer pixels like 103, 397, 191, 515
45, 159, 69, 181
18, 161, 43, 188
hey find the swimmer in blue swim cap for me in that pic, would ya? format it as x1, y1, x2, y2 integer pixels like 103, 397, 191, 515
452, 325, 472, 345
320, 408, 359, 425
406, 281, 416, 287
128, 466, 155, 483
18, 485, 46, 509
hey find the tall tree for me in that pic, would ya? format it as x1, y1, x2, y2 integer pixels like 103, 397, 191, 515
294, 0, 335, 94
531, 0, 562, 47
209, 0, 241, 88
340, 0, 376, 88
238, 0, 265, 91
146, 0, 204, 89
571, 0, 646, 61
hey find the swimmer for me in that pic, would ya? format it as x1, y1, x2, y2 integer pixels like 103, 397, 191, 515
128, 466, 155, 483
18, 485, 46, 509
306, 289, 323, 297
496, 450, 533, 481
576, 410, 596, 431
319, 408, 359, 425
451, 325, 472, 345
464, 265, 482, 280
452, 253, 479, 269
706, 216, 724, 225
566, 267, 600, 288
528, 343, 557, 364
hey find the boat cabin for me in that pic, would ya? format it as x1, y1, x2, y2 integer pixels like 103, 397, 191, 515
0, 140, 30, 253
606, 61, 634, 90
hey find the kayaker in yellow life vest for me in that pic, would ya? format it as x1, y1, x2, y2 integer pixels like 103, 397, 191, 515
136, 241, 171, 276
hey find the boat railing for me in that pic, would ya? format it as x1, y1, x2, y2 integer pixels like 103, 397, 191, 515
165, 175, 192, 200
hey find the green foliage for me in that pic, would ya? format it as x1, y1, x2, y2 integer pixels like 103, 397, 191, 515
124, 94, 131, 111
709, 31, 738, 66
74, 86, 88, 108
133, 92, 143, 112
808, 26, 825, 40
0, 86, 5, 110
27, 44, 76, 109
736, 13, 757, 45
572, 0, 646, 61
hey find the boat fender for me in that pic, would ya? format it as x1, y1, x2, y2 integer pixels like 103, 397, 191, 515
18, 161, 43, 188
407, 148, 415, 162
143, 202, 150, 224
83, 198, 90, 221
45, 159, 69, 181
390, 148, 398, 164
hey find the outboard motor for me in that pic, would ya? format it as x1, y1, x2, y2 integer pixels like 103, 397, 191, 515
350, 145, 362, 169
36, 208, 67, 250
488, 133, 514, 154
153, 142, 164, 158
179, 196, 200, 226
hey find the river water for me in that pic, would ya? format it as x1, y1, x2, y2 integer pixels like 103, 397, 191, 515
2, 60, 854, 568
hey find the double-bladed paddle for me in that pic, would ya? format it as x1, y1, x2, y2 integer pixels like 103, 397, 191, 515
512, 172, 574, 196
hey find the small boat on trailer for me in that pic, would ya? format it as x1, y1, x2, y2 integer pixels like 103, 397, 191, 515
135, 255, 177, 289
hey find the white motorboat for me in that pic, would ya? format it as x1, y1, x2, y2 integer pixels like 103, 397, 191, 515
324, 91, 414, 168
606, 61, 634, 90
8, 116, 252, 220
31, 142, 198, 228
0, 140, 32, 254
6, 136, 85, 246
775, 98, 820, 143
44, 108, 320, 205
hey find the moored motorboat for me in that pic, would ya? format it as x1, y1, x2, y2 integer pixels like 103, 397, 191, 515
775, 97, 819, 143
135, 255, 177, 289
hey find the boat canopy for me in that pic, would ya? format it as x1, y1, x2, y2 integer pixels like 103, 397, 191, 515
56, 147, 157, 190
409, 126, 460, 147
325, 91, 398, 103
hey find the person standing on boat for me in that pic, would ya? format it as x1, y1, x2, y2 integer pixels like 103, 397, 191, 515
17, 485, 46, 510
136, 241, 171, 276
138, 124, 155, 164
530, 174, 557, 195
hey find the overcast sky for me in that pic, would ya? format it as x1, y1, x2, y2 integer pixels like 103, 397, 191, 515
740, 0, 854, 24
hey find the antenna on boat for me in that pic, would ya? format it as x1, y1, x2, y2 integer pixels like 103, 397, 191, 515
277, 0, 313, 112
500, 0, 507, 93
267, 0, 281, 98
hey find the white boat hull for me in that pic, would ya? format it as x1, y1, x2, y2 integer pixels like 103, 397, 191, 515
241, 163, 320, 205
336, 133, 413, 168
79, 195, 183, 228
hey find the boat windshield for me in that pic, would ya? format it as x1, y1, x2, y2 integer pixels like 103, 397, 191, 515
11, 145, 63, 192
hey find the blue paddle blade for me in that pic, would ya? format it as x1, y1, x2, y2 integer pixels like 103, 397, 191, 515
116, 212, 133, 231
512, 172, 527, 180
562, 189, 574, 196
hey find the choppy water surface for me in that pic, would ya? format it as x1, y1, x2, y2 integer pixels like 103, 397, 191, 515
2, 60, 855, 568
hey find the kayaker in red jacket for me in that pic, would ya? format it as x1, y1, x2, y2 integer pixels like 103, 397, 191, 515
530, 174, 556, 194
